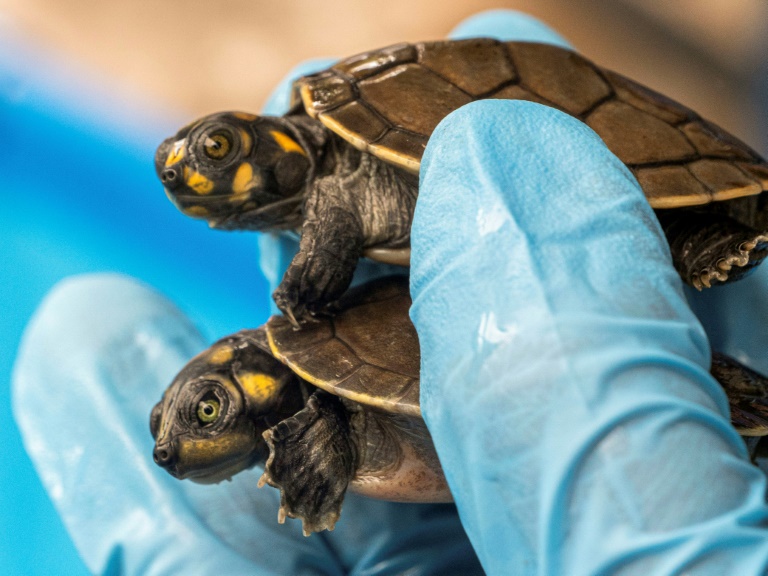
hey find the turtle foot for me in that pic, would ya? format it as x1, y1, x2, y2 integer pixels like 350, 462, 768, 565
272, 269, 350, 330
259, 390, 357, 535
690, 231, 768, 290
660, 209, 768, 289
272, 205, 364, 327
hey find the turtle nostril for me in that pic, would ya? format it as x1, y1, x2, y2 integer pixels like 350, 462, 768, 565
153, 444, 176, 467
161, 168, 178, 184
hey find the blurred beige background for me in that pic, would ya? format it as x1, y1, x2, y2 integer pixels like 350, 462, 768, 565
2, 0, 766, 152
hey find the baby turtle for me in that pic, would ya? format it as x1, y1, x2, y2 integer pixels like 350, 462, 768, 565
155, 38, 768, 323
151, 277, 448, 535
151, 276, 768, 534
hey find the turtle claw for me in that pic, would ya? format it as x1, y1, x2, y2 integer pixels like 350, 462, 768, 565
283, 306, 301, 330
285, 307, 325, 330
275, 290, 333, 330
663, 211, 768, 289
303, 515, 337, 537
273, 280, 331, 329
741, 240, 758, 252
272, 284, 303, 328
716, 259, 732, 272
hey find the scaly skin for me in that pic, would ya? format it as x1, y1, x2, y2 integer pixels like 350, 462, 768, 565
272, 120, 417, 322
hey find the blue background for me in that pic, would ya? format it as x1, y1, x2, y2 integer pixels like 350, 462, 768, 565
1, 39, 271, 574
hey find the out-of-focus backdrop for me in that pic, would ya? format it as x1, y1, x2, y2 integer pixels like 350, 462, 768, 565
4, 0, 768, 145
2, 1, 766, 574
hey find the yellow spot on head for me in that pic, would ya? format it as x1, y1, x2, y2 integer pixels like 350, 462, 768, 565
165, 139, 186, 166
232, 162, 262, 196
270, 131, 307, 156
239, 129, 253, 155
208, 345, 234, 364
182, 205, 210, 218
233, 112, 258, 121
186, 169, 214, 195
237, 372, 280, 404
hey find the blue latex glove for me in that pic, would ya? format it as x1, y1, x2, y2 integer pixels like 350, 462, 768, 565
410, 100, 768, 573
13, 9, 567, 576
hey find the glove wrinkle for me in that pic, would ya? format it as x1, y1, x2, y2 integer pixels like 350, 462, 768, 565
412, 100, 768, 575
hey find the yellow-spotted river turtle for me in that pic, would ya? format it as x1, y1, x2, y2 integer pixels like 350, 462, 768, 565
155, 39, 768, 322
151, 277, 768, 534
151, 277, 447, 535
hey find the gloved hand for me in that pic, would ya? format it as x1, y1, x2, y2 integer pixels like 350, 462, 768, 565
410, 85, 768, 574
13, 9, 568, 576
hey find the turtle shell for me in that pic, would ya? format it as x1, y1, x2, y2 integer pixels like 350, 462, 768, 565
295, 38, 768, 209
266, 276, 420, 416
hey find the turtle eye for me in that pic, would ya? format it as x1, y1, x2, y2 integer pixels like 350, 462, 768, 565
203, 133, 232, 160
197, 396, 221, 424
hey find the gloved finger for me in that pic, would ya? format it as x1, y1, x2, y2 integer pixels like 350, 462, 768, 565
411, 100, 768, 574
328, 14, 579, 572
448, 9, 572, 48
257, 10, 572, 314
322, 500, 483, 576
12, 274, 342, 575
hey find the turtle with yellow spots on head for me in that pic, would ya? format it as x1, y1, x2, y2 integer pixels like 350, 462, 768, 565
155, 39, 768, 324
150, 277, 449, 535
150, 275, 768, 535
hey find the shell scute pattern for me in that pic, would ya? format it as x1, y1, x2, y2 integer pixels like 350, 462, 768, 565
416, 38, 517, 96
297, 39, 768, 205
266, 279, 420, 415
585, 100, 696, 165
505, 42, 612, 115
357, 64, 473, 136
332, 43, 417, 81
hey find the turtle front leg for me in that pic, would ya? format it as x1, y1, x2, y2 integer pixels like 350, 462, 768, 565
658, 210, 768, 289
258, 390, 358, 535
273, 149, 416, 323
273, 184, 364, 324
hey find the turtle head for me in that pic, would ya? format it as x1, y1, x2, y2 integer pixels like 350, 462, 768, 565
155, 111, 312, 231
150, 329, 302, 484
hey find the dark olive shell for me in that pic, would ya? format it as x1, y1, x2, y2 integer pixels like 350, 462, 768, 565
266, 275, 768, 436
266, 276, 420, 416
296, 39, 768, 208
